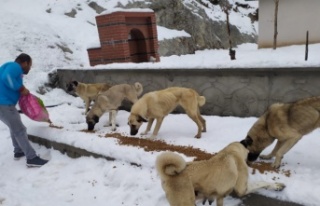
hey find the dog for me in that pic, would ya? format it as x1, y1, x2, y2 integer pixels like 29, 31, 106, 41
66, 81, 112, 114
241, 96, 320, 169
156, 142, 285, 206
155, 152, 195, 206
128, 87, 206, 139
86, 82, 143, 131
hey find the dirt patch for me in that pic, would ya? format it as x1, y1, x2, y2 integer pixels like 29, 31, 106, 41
249, 162, 291, 177
105, 132, 213, 161
47, 125, 292, 177
103, 132, 291, 177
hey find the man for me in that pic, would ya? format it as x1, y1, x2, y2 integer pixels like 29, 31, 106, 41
0, 53, 48, 167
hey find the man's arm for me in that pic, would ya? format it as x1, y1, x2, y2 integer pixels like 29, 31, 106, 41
1, 63, 24, 91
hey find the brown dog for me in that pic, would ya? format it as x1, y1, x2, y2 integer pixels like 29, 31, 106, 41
86, 82, 143, 131
241, 96, 320, 168
66, 81, 112, 114
128, 87, 206, 139
156, 142, 285, 206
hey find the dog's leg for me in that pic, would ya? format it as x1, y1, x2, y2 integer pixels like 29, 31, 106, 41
185, 110, 203, 139
216, 196, 223, 206
110, 110, 117, 131
191, 117, 203, 139
260, 140, 284, 160
234, 162, 249, 197
245, 181, 286, 194
141, 118, 154, 135
107, 111, 119, 127
149, 117, 164, 139
84, 98, 90, 115
272, 136, 302, 168
197, 109, 206, 133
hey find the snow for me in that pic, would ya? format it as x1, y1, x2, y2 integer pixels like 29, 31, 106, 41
0, 0, 320, 206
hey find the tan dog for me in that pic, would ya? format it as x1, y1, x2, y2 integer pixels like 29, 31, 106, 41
86, 82, 143, 131
241, 96, 320, 168
128, 87, 206, 139
156, 142, 285, 206
66, 81, 112, 114
155, 152, 195, 206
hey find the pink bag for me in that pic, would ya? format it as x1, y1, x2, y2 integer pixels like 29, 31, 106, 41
18, 93, 50, 122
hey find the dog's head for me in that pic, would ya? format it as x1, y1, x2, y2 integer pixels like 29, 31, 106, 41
128, 113, 147, 135
86, 114, 99, 131
240, 136, 260, 161
240, 114, 276, 162
66, 81, 78, 93
240, 132, 275, 162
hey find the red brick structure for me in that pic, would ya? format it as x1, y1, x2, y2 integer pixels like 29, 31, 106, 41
87, 10, 160, 66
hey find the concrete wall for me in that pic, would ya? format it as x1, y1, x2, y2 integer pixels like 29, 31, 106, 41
57, 67, 320, 117
258, 0, 320, 48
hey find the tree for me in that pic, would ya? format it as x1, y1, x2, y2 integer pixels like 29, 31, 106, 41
273, 0, 280, 50
221, 1, 236, 60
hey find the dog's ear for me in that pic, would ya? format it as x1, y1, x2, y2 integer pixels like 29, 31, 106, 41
93, 115, 99, 123
137, 115, 147, 123
240, 136, 253, 148
72, 81, 78, 86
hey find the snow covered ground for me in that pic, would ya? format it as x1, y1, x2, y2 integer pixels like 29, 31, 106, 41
1, 0, 320, 206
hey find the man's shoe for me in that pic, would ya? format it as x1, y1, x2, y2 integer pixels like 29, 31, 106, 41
26, 156, 48, 167
14, 152, 25, 160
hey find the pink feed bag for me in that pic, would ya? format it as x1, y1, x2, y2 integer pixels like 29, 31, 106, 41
18, 93, 50, 122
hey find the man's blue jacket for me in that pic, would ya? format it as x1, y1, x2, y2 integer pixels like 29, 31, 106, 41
0, 62, 24, 105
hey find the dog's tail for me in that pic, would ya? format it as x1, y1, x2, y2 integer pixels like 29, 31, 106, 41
198, 96, 206, 107
156, 152, 187, 177
134, 82, 143, 96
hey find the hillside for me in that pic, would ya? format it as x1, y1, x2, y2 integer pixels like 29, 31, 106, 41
0, 0, 257, 69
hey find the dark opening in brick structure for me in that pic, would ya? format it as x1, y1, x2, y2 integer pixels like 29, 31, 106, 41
87, 10, 160, 66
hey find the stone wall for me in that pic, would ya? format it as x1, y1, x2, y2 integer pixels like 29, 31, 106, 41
57, 67, 320, 117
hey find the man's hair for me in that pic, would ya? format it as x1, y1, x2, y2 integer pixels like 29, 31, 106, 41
15, 53, 32, 64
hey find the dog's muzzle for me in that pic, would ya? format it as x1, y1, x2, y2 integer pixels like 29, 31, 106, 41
130, 125, 139, 135
87, 122, 96, 131
86, 115, 99, 131
247, 152, 260, 162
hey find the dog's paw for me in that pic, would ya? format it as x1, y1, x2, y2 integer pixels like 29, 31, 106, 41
273, 183, 286, 191
271, 160, 282, 169
259, 154, 273, 160
140, 131, 149, 135
108, 123, 119, 127
148, 135, 156, 139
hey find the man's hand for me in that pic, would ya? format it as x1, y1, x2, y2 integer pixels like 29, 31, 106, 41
20, 86, 30, 96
